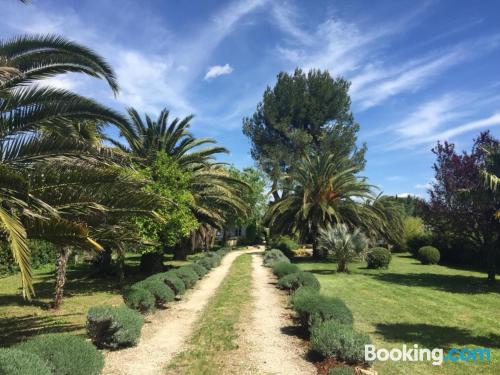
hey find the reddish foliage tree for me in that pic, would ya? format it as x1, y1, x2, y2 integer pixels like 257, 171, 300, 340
425, 131, 500, 283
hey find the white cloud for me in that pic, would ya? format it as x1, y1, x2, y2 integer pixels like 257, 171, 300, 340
204, 64, 234, 80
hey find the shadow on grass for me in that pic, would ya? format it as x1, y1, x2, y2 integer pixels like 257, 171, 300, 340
375, 323, 500, 349
370, 273, 500, 294
0, 314, 81, 347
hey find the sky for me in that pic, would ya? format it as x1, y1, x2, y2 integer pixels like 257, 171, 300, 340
3, 0, 500, 198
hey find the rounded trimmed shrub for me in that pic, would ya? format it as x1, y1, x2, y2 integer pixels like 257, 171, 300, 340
263, 249, 289, 267
189, 263, 208, 278
291, 288, 353, 329
15, 334, 104, 375
86, 304, 144, 349
407, 233, 433, 256
310, 320, 372, 364
0, 348, 52, 375
153, 271, 186, 295
272, 261, 299, 278
136, 278, 175, 306
277, 271, 320, 291
418, 246, 440, 264
366, 247, 392, 269
174, 266, 199, 288
196, 257, 215, 270
328, 367, 355, 375
205, 252, 222, 267
123, 286, 155, 313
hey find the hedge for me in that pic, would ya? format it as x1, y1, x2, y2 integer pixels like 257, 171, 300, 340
277, 271, 320, 291
153, 271, 186, 295
15, 334, 104, 375
263, 249, 289, 267
366, 247, 392, 269
0, 348, 52, 375
310, 320, 372, 364
123, 286, 155, 313
418, 246, 440, 265
86, 304, 144, 349
272, 261, 299, 278
291, 287, 353, 329
174, 266, 200, 288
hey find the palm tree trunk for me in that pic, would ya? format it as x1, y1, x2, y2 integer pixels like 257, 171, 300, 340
53, 247, 71, 309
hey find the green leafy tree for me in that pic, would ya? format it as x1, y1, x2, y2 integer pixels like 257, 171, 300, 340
243, 68, 366, 199
136, 152, 198, 254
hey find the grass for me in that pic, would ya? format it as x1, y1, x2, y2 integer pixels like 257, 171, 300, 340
296, 253, 500, 375
0, 251, 209, 347
166, 253, 253, 375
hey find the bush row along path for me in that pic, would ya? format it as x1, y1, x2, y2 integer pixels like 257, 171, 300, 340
103, 248, 255, 375
103, 247, 315, 375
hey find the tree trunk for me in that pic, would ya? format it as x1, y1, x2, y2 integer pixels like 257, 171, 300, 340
53, 247, 71, 309
173, 237, 190, 260
222, 227, 228, 246
337, 261, 348, 273
116, 246, 125, 285
97, 247, 113, 275
312, 227, 321, 258
486, 243, 496, 285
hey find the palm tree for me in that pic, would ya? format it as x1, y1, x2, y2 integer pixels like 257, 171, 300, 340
265, 153, 374, 257
110, 107, 226, 168
112, 107, 251, 258
318, 223, 367, 272
0, 35, 131, 298
26, 161, 162, 308
265, 153, 399, 257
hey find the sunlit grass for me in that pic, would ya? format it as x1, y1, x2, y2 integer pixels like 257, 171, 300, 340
0, 251, 207, 346
296, 253, 500, 375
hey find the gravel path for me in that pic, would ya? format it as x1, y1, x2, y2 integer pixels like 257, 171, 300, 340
238, 253, 316, 375
103, 248, 255, 375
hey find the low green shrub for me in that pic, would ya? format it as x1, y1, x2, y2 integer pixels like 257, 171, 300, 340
86, 304, 144, 349
153, 271, 186, 295
407, 233, 433, 256
328, 367, 355, 375
136, 278, 175, 306
291, 288, 353, 329
123, 286, 155, 313
310, 320, 372, 364
263, 249, 289, 267
205, 252, 222, 267
418, 246, 440, 265
0, 348, 52, 375
277, 271, 320, 291
189, 263, 208, 278
196, 257, 215, 270
366, 247, 392, 269
174, 266, 199, 288
272, 261, 299, 278
15, 333, 104, 375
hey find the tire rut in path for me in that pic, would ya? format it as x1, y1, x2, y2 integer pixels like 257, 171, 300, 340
102, 248, 256, 375
238, 253, 316, 375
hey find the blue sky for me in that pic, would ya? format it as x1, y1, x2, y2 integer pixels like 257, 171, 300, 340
3, 0, 500, 198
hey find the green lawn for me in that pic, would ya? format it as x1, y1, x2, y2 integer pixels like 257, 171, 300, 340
296, 253, 500, 375
166, 253, 253, 375
0, 252, 207, 347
